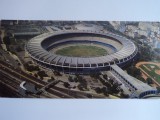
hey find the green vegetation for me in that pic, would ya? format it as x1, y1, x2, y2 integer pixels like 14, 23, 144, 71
68, 75, 88, 91
145, 64, 159, 70
53, 70, 61, 76
125, 65, 144, 82
76, 75, 88, 91
120, 92, 129, 98
24, 63, 40, 72
55, 45, 108, 57
97, 75, 121, 95
47, 76, 55, 82
139, 64, 160, 83
15, 46, 23, 52
3, 36, 11, 45
146, 77, 153, 84
154, 48, 160, 53
138, 44, 155, 61
37, 70, 48, 79
63, 82, 70, 88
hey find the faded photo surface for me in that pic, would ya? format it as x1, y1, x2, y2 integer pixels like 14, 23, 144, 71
0, 20, 160, 99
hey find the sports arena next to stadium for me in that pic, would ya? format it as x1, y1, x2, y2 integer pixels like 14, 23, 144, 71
25, 30, 138, 74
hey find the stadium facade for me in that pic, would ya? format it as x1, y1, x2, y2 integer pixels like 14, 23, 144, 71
25, 30, 138, 74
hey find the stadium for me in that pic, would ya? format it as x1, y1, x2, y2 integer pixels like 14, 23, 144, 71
25, 30, 138, 74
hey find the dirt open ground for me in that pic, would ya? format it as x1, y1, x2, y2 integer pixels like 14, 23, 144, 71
155, 70, 160, 75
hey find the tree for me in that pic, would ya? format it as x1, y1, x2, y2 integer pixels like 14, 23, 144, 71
54, 70, 61, 76
101, 87, 107, 92
146, 77, 153, 84
75, 75, 83, 82
34, 73, 38, 78
110, 79, 115, 84
16, 46, 23, 52
154, 48, 160, 53
48, 76, 55, 82
3, 36, 10, 45
51, 76, 55, 80
0, 36, 2, 44
24, 63, 40, 71
137, 76, 146, 83
126, 66, 141, 78
63, 82, 70, 88
139, 44, 153, 61
139, 35, 147, 39
104, 82, 112, 88
75, 74, 79, 78
120, 92, 129, 98
73, 76, 79, 82
86, 94, 93, 98
37, 71, 48, 79
17, 62, 21, 66
110, 84, 119, 94
133, 68, 141, 76
77, 84, 84, 91
103, 74, 108, 80
68, 76, 74, 82
90, 72, 100, 79
95, 87, 102, 94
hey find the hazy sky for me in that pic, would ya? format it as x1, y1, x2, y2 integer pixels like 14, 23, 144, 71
0, 0, 160, 21
0, 0, 160, 120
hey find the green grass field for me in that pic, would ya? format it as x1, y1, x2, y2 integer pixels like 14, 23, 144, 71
139, 64, 160, 83
55, 45, 108, 57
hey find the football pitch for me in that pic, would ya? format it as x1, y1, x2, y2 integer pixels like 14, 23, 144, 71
55, 45, 108, 57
